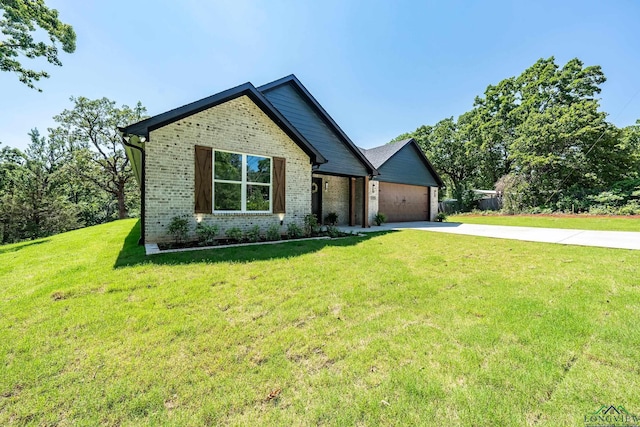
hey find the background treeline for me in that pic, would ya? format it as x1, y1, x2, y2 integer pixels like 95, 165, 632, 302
0, 97, 145, 244
393, 57, 640, 214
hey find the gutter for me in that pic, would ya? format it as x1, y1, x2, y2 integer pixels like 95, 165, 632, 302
119, 131, 146, 245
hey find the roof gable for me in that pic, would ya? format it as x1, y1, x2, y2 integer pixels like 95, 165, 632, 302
362, 138, 444, 187
259, 75, 378, 176
120, 82, 326, 165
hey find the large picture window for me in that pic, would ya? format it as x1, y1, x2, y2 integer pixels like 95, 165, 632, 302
213, 150, 271, 212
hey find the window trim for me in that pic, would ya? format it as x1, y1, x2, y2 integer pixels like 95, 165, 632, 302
212, 149, 272, 213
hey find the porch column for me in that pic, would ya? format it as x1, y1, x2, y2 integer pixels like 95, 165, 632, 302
362, 176, 369, 228
349, 177, 356, 226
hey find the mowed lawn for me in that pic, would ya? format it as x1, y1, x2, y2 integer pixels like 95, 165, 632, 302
1, 220, 640, 426
449, 213, 640, 232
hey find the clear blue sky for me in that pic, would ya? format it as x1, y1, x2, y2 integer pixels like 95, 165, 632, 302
2, 0, 640, 151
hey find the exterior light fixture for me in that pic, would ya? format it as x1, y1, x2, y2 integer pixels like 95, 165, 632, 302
278, 213, 285, 225
325, 181, 329, 191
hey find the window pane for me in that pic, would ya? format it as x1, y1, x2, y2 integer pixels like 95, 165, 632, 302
214, 151, 242, 181
247, 155, 271, 183
214, 182, 241, 210
246, 185, 270, 211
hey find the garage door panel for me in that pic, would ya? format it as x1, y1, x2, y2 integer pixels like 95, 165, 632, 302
379, 182, 429, 222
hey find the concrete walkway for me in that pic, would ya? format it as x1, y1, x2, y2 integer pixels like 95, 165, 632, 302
339, 221, 640, 250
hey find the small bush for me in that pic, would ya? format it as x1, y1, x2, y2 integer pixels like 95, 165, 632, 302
195, 222, 219, 245
373, 212, 386, 226
326, 225, 341, 238
436, 212, 447, 222
167, 216, 189, 243
245, 225, 261, 243
304, 214, 320, 236
286, 222, 303, 239
324, 212, 338, 225
225, 227, 243, 241
266, 224, 281, 241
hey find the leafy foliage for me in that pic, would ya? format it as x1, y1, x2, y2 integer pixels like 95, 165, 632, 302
225, 227, 243, 241
0, 0, 76, 90
195, 222, 219, 245
303, 214, 320, 236
167, 216, 189, 243
394, 57, 640, 212
265, 223, 281, 241
53, 97, 146, 219
245, 225, 261, 243
286, 222, 303, 239
373, 212, 386, 226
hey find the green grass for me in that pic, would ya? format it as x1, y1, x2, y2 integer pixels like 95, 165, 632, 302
449, 213, 640, 232
1, 219, 640, 425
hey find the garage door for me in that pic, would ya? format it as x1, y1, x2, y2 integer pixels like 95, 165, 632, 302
378, 182, 430, 222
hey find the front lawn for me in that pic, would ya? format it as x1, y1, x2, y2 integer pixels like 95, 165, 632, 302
449, 213, 640, 232
1, 219, 639, 425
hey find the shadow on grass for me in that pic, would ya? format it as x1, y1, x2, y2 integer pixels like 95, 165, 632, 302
0, 239, 50, 255
113, 220, 390, 268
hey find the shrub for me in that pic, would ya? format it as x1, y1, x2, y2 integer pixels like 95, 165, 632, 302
195, 222, 219, 245
167, 216, 189, 243
245, 225, 261, 243
326, 225, 341, 238
225, 227, 243, 241
324, 212, 338, 225
373, 212, 386, 226
286, 222, 303, 239
304, 214, 320, 236
266, 224, 281, 241
436, 212, 447, 222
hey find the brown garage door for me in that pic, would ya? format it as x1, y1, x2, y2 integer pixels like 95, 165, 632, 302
378, 182, 430, 222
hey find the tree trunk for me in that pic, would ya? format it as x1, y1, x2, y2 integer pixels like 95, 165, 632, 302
117, 181, 127, 219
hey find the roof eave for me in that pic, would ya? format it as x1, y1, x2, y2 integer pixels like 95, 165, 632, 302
119, 82, 326, 166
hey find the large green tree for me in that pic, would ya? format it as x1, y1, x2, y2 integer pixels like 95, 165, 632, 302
0, 130, 79, 243
0, 0, 76, 90
395, 57, 634, 210
52, 97, 146, 219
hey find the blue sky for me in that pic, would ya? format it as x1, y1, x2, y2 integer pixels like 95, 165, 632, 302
2, 0, 640, 151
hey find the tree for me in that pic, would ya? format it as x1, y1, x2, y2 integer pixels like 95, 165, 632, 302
0, 130, 80, 243
422, 116, 482, 203
52, 97, 146, 219
0, 0, 76, 90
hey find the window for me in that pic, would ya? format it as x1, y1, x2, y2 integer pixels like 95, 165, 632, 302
213, 150, 271, 212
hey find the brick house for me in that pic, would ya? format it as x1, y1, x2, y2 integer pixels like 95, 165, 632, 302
120, 75, 442, 244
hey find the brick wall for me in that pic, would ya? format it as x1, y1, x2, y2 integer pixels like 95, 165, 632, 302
145, 95, 312, 243
430, 187, 439, 221
313, 174, 349, 225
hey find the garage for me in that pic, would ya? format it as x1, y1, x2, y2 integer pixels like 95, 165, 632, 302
361, 138, 443, 222
378, 182, 430, 222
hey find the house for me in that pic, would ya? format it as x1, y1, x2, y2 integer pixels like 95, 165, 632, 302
120, 75, 442, 244
361, 138, 444, 222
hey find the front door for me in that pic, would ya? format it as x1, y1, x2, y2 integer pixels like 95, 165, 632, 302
311, 177, 323, 223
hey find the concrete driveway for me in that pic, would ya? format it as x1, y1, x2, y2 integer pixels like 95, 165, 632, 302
342, 221, 640, 250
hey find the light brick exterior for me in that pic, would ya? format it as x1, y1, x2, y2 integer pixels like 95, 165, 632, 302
145, 95, 312, 243
430, 187, 439, 222
313, 174, 349, 225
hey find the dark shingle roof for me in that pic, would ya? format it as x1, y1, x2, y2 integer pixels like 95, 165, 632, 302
119, 82, 326, 166
259, 75, 378, 176
360, 138, 413, 169
361, 138, 444, 187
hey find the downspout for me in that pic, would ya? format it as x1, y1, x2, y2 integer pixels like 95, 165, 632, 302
120, 133, 146, 245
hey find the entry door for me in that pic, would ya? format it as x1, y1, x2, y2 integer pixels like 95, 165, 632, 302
311, 177, 323, 222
